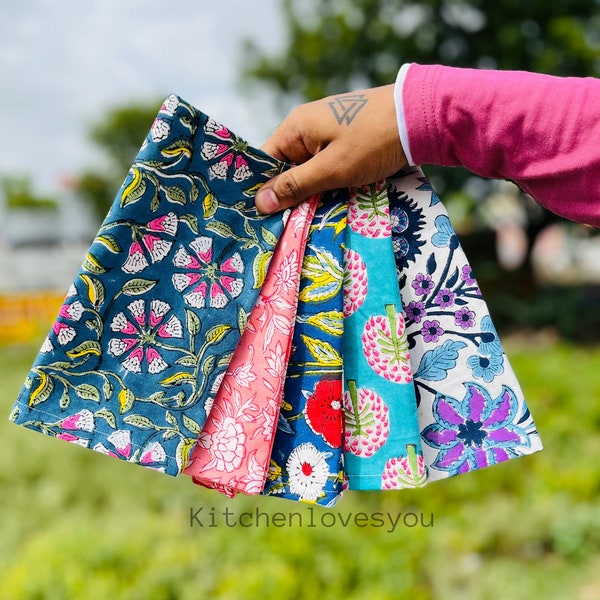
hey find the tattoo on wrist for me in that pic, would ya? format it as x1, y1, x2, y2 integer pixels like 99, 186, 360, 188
328, 93, 368, 125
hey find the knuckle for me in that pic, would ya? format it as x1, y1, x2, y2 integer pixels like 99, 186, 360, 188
282, 171, 304, 204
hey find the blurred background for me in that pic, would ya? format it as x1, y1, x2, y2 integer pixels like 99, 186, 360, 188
2, 1, 600, 598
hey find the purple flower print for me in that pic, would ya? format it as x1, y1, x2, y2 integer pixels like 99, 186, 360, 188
405, 301, 425, 323
422, 383, 532, 475
434, 288, 456, 308
454, 307, 475, 330
461, 264, 476, 285
411, 273, 434, 296
108, 299, 183, 374
421, 319, 444, 343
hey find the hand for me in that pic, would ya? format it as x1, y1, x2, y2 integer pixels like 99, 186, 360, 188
255, 84, 407, 214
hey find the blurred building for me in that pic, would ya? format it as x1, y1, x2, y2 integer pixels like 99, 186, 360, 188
0, 179, 98, 345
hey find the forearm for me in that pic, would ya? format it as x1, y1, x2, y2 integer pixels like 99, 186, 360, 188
397, 63, 600, 227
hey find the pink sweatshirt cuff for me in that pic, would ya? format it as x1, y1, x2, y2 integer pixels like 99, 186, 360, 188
397, 63, 600, 227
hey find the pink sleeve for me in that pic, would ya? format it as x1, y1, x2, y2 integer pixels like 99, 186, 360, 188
402, 63, 600, 227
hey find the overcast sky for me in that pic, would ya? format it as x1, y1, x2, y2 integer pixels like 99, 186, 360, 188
1, 0, 285, 195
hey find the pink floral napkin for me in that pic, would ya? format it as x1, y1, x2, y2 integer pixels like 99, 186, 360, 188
183, 198, 319, 495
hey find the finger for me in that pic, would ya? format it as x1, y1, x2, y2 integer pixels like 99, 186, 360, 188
261, 132, 314, 166
256, 147, 343, 213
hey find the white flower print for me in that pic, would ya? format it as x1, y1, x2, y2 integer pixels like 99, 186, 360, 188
159, 95, 179, 116
151, 118, 170, 142
287, 442, 330, 501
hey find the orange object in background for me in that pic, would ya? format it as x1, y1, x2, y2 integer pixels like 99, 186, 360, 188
0, 292, 64, 346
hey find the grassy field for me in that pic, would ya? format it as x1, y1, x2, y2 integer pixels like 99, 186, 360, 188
1, 335, 600, 599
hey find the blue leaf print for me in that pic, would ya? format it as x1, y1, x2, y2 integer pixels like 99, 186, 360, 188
414, 340, 467, 381
432, 215, 455, 248
446, 267, 459, 288
426, 252, 437, 275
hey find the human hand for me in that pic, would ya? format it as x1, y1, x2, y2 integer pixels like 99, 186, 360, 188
255, 84, 407, 214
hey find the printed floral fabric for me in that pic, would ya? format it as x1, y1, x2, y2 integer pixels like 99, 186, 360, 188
8, 95, 291, 476
262, 195, 347, 506
342, 183, 426, 491
183, 198, 318, 495
8, 95, 543, 502
387, 169, 543, 479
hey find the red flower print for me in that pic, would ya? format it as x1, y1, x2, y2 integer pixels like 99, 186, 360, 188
305, 379, 343, 448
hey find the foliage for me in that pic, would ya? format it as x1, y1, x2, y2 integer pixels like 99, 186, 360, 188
243, 0, 600, 201
75, 100, 164, 218
245, 0, 600, 101
1, 175, 58, 211
2, 337, 600, 598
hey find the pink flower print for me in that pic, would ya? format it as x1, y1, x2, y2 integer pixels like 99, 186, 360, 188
141, 441, 166, 465
40, 336, 53, 353
59, 300, 84, 321
264, 341, 286, 380
208, 153, 233, 180
362, 305, 412, 383
286, 442, 330, 501
93, 443, 119, 458
201, 118, 252, 181
343, 381, 390, 457
123, 241, 149, 274
108, 299, 183, 374
233, 155, 252, 182
272, 249, 300, 296
60, 409, 95, 432
172, 236, 244, 309
197, 415, 247, 473
343, 247, 368, 318
147, 212, 178, 236
348, 182, 391, 238
50, 299, 85, 347
381, 445, 427, 489
122, 213, 177, 274
159, 94, 179, 116
52, 321, 77, 346
230, 346, 257, 389
143, 234, 172, 263
151, 118, 170, 142
107, 430, 132, 458
57, 433, 90, 447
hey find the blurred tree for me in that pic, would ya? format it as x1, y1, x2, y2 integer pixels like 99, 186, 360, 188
244, 0, 600, 201
243, 1, 600, 337
76, 101, 163, 218
1, 175, 58, 210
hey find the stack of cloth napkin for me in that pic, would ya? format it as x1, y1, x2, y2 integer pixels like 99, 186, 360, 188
9, 95, 543, 507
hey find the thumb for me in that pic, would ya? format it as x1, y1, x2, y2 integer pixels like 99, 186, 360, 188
255, 148, 341, 214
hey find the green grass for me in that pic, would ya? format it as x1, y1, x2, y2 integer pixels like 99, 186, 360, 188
1, 338, 600, 599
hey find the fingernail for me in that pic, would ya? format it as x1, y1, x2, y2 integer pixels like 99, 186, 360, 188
256, 188, 279, 214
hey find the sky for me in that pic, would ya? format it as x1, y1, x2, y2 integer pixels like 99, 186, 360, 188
1, 0, 286, 195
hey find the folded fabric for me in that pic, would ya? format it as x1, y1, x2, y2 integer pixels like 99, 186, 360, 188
8, 95, 543, 504
342, 182, 426, 490
183, 197, 318, 495
387, 170, 543, 478
8, 95, 291, 476
263, 195, 347, 506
